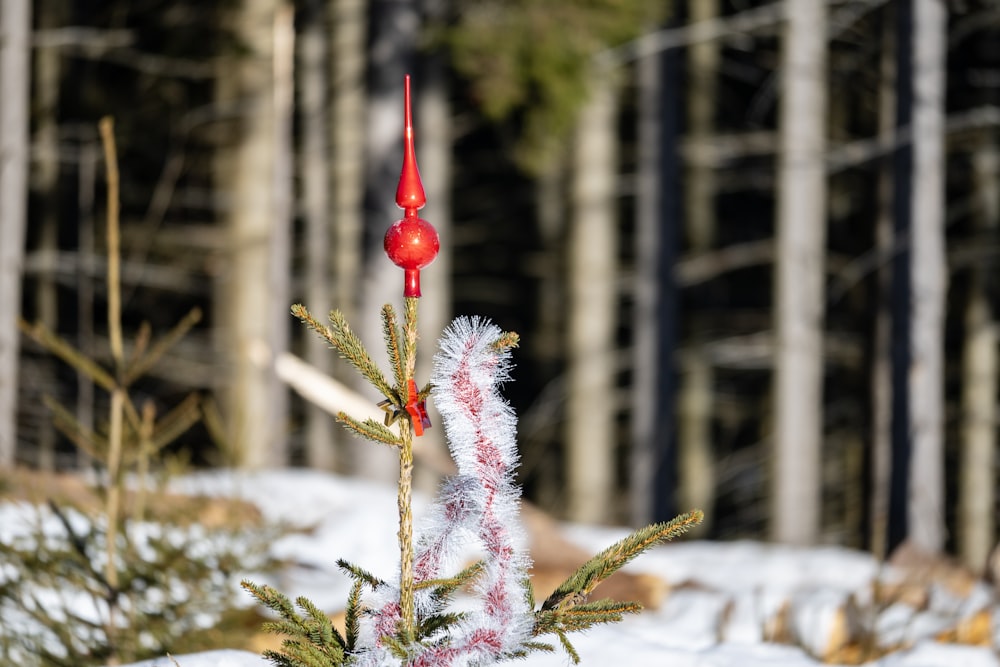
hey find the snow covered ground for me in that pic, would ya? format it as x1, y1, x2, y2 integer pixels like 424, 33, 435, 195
140, 469, 1000, 667
6, 467, 994, 667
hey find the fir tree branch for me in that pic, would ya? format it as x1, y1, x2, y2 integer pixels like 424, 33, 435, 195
381, 304, 405, 391
149, 393, 202, 452
18, 318, 117, 392
336, 559, 386, 590
555, 629, 580, 664
335, 414, 403, 447
490, 330, 520, 353
344, 580, 363, 652
291, 304, 396, 401
43, 395, 108, 461
542, 509, 703, 611
296, 594, 346, 652
123, 307, 202, 385
416, 559, 485, 600
127, 321, 152, 371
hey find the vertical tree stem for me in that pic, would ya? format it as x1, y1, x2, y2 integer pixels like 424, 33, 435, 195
98, 116, 125, 665
99, 117, 124, 369
397, 296, 420, 637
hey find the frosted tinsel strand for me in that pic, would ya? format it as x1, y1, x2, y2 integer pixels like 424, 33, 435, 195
418, 317, 533, 664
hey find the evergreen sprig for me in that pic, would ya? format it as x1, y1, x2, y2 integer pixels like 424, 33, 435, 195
542, 509, 704, 612
291, 304, 397, 402
336, 415, 403, 448
250, 304, 705, 666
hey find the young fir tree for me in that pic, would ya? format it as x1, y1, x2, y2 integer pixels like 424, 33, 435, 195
242, 77, 702, 667
0, 118, 276, 666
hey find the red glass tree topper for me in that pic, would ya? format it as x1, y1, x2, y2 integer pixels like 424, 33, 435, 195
384, 75, 440, 298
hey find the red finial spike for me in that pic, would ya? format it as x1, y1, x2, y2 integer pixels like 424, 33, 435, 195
395, 75, 426, 214
385, 75, 439, 298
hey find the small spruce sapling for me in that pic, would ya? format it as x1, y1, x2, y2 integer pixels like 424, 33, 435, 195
1, 118, 275, 667
242, 76, 703, 666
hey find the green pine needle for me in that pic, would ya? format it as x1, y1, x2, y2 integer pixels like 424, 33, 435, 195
555, 629, 581, 664
344, 580, 363, 652
542, 509, 703, 611
489, 330, 520, 353
291, 304, 395, 400
335, 414, 403, 448
381, 304, 405, 390
336, 559, 385, 590
416, 559, 485, 601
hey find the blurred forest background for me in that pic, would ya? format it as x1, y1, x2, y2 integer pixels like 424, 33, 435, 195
1, 0, 998, 571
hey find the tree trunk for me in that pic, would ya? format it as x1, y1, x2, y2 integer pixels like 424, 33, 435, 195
567, 73, 618, 524
869, 6, 896, 559
0, 0, 32, 468
906, 0, 947, 554
678, 0, 720, 534
300, 1, 335, 470
771, 0, 827, 545
331, 0, 366, 327
216, 0, 292, 469
630, 36, 661, 527
329, 0, 367, 470
958, 140, 997, 571
32, 0, 64, 470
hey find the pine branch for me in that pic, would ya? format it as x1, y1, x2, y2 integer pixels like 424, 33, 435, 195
537, 600, 643, 633
336, 559, 386, 590
42, 395, 108, 461
555, 629, 580, 664
335, 414, 402, 448
123, 307, 202, 385
18, 318, 117, 392
542, 509, 703, 611
381, 304, 405, 391
415, 559, 485, 599
295, 595, 346, 652
242, 580, 297, 620
291, 304, 396, 401
489, 330, 520, 352
149, 393, 202, 452
417, 611, 467, 638
344, 580, 363, 652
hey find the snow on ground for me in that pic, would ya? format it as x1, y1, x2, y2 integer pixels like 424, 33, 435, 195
44, 468, 995, 667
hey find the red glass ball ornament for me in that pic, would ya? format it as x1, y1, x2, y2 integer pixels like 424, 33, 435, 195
384, 214, 439, 297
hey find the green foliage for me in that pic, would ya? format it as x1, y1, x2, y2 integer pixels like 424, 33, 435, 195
0, 119, 280, 666
242, 557, 487, 667
249, 303, 705, 665
532, 510, 704, 662
443, 0, 668, 172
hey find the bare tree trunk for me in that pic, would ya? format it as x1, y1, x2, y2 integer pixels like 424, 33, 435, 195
771, 0, 827, 545
678, 0, 720, 534
330, 0, 367, 470
216, 0, 292, 469
869, 8, 896, 559
32, 0, 63, 470
269, 4, 295, 465
630, 37, 661, 527
0, 0, 32, 468
300, 1, 335, 470
907, 0, 947, 554
531, 155, 567, 512
958, 140, 997, 571
76, 142, 98, 470
567, 73, 618, 524
331, 0, 366, 326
